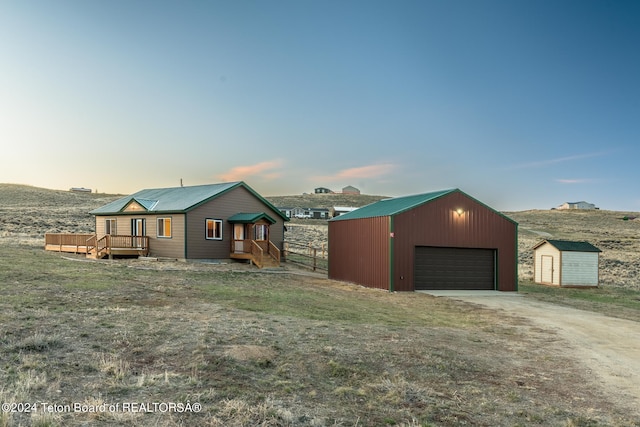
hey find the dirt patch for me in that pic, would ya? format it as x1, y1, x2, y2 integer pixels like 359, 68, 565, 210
443, 293, 640, 417
223, 345, 277, 362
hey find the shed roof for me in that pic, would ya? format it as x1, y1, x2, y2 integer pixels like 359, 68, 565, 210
330, 189, 455, 221
533, 239, 601, 252
90, 181, 288, 221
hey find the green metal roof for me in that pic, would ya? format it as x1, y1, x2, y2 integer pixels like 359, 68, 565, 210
535, 239, 601, 252
228, 212, 277, 224
329, 189, 456, 221
90, 181, 289, 221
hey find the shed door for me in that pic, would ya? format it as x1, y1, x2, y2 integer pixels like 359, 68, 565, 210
414, 247, 495, 290
540, 255, 554, 284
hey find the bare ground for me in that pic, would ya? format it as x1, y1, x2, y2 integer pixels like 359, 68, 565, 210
434, 292, 640, 418
2, 184, 640, 425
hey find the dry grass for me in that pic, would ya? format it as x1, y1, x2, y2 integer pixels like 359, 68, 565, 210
1, 184, 639, 426
508, 209, 640, 289
1, 245, 637, 426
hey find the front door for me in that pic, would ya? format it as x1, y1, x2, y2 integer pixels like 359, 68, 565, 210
234, 224, 245, 253
132, 218, 145, 248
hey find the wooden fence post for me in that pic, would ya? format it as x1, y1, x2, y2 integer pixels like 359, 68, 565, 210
313, 248, 317, 271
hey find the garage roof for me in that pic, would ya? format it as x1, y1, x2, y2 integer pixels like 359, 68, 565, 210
330, 189, 454, 221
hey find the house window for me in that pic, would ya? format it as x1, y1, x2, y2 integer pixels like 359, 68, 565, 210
206, 219, 223, 240
254, 224, 268, 241
157, 217, 172, 238
105, 219, 116, 235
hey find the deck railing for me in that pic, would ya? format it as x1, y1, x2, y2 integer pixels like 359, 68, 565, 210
45, 233, 95, 246
45, 233, 95, 253
94, 235, 149, 256
45, 233, 149, 258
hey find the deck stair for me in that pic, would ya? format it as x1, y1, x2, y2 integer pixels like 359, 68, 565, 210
230, 239, 281, 269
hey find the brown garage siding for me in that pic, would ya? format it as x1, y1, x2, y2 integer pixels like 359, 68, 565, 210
328, 216, 390, 290
392, 192, 517, 291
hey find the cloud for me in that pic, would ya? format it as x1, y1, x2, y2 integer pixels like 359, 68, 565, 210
218, 159, 284, 182
506, 151, 610, 170
315, 163, 398, 182
555, 178, 600, 184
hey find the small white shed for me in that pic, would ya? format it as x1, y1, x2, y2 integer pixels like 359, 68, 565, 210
533, 240, 601, 287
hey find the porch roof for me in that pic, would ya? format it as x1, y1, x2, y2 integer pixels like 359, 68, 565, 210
227, 212, 277, 224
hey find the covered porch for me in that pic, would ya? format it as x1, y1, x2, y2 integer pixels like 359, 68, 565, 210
228, 213, 281, 268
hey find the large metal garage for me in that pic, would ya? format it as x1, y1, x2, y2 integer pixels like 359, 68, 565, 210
328, 189, 518, 292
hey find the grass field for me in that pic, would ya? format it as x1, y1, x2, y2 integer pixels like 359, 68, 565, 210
1, 184, 640, 425
1, 245, 638, 426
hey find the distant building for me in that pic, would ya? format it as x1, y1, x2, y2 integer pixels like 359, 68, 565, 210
331, 206, 358, 217
279, 207, 330, 219
314, 187, 333, 194
555, 201, 598, 210
533, 239, 601, 287
342, 185, 360, 195
70, 187, 92, 193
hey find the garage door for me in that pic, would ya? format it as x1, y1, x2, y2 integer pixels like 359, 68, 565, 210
414, 247, 495, 290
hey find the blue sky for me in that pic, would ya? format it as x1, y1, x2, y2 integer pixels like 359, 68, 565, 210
1, 0, 638, 211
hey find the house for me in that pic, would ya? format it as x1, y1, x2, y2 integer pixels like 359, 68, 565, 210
533, 239, 601, 287
555, 201, 598, 210
314, 187, 334, 194
328, 189, 518, 291
331, 206, 358, 217
88, 181, 288, 267
279, 207, 330, 219
342, 185, 360, 195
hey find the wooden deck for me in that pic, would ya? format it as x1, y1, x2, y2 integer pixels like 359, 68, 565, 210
45, 233, 149, 259
45, 234, 279, 266
44, 233, 94, 254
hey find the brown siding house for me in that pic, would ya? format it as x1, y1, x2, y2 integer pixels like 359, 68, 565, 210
90, 181, 288, 266
329, 189, 518, 291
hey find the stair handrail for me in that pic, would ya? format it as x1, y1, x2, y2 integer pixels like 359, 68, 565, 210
250, 240, 264, 268
268, 240, 281, 263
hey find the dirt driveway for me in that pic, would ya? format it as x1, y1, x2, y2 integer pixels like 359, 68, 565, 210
426, 291, 640, 417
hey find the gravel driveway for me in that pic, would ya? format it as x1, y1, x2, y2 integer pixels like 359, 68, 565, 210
425, 291, 640, 417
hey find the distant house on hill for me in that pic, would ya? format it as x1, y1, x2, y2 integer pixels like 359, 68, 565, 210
331, 206, 358, 217
70, 187, 92, 193
279, 207, 330, 219
555, 201, 598, 210
342, 185, 360, 195
314, 187, 333, 194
